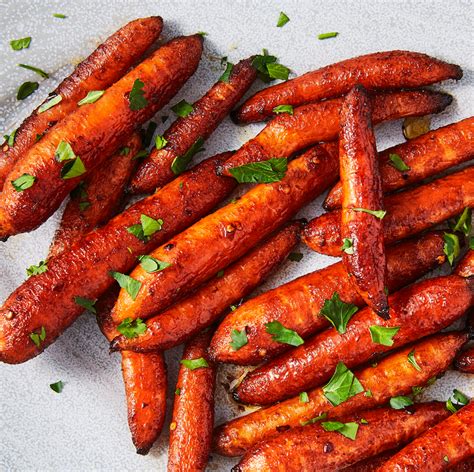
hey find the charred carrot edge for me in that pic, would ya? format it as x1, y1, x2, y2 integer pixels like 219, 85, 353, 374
455, 308, 474, 374
111, 144, 339, 324
303, 166, 474, 256
339, 85, 388, 318
234, 403, 450, 472
168, 330, 215, 471
111, 221, 301, 352
129, 57, 257, 194
233, 50, 462, 123
234, 274, 474, 405
48, 133, 141, 258
0, 152, 235, 364
209, 231, 446, 366
0, 34, 204, 238
0, 17, 163, 189
213, 332, 467, 457
220, 90, 452, 176
380, 402, 474, 471
122, 351, 167, 455
324, 117, 474, 210
455, 250, 474, 279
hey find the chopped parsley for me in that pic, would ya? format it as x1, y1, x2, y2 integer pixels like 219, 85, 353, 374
341, 238, 354, 254
155, 135, 168, 150
299, 392, 309, 403
74, 296, 96, 314
353, 208, 386, 219
127, 214, 163, 241
318, 32, 339, 40
26, 260, 48, 277
323, 362, 364, 406
18, 63, 49, 79
17, 81, 39, 100
390, 395, 413, 410
445, 389, 469, 413
171, 137, 204, 175
60, 156, 86, 179
276, 12, 290, 27
266, 63, 290, 80
3, 129, 17, 147
452, 207, 472, 237
50, 381, 64, 393
388, 153, 410, 172
128, 79, 147, 111
320, 292, 358, 334
117, 317, 147, 338
272, 104, 294, 115
180, 357, 209, 370
407, 349, 422, 372
12, 173, 36, 191
369, 325, 400, 346
110, 271, 142, 300
301, 412, 327, 426
138, 255, 171, 273
443, 232, 460, 266
230, 329, 248, 351
219, 62, 234, 82
53, 13, 67, 18
265, 321, 304, 346
171, 99, 194, 118
30, 326, 46, 348
229, 158, 287, 183
10, 37, 31, 51
78, 90, 104, 106
321, 421, 358, 440
38, 95, 62, 113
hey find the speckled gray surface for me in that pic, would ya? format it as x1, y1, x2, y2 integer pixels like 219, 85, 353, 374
0, 0, 473, 471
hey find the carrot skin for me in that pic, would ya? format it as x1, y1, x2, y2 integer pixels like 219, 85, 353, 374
0, 34, 203, 238
303, 166, 474, 256
111, 144, 339, 324
221, 90, 452, 176
234, 50, 462, 123
209, 231, 446, 365
339, 85, 388, 318
213, 332, 467, 456
455, 309, 474, 374
111, 222, 301, 352
379, 402, 474, 471
0, 17, 163, 188
168, 330, 215, 471
48, 133, 141, 258
234, 403, 451, 472
0, 153, 235, 364
129, 57, 257, 194
235, 274, 474, 405
324, 117, 474, 210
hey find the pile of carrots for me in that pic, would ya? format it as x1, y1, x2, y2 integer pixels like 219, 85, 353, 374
1, 16, 473, 471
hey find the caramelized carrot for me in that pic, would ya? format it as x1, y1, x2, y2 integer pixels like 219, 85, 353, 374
234, 50, 462, 123
0, 17, 163, 188
0, 35, 203, 238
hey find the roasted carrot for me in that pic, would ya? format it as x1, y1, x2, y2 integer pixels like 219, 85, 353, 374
111, 222, 301, 352
209, 232, 446, 365
122, 350, 167, 455
213, 332, 467, 456
111, 144, 338, 325
129, 57, 257, 194
234, 274, 474, 405
339, 85, 388, 318
0, 152, 235, 364
0, 34, 204, 239
455, 309, 474, 374
455, 250, 474, 279
380, 402, 474, 471
0, 17, 163, 188
220, 90, 451, 176
234, 403, 450, 472
324, 117, 474, 210
303, 166, 474, 256
233, 50, 462, 123
49, 133, 141, 258
168, 330, 215, 471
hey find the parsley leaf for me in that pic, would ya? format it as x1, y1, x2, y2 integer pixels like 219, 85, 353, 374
299, 392, 309, 403
452, 207, 472, 237
11, 173, 36, 191
74, 296, 96, 314
470, 237, 474, 250
17, 81, 39, 100
353, 208, 386, 219
277, 11, 290, 27
369, 325, 400, 346
3, 129, 17, 147
446, 389, 469, 413
50, 381, 64, 393
320, 292, 358, 334
128, 79, 147, 111
321, 421, 359, 440
323, 362, 364, 406
55, 141, 76, 162
388, 153, 410, 172
26, 260, 48, 277
230, 329, 248, 350
301, 412, 327, 426
219, 62, 234, 82
38, 95, 62, 113
78, 90, 104, 106
53, 13, 67, 18
341, 238, 354, 254
138, 255, 171, 273
117, 317, 147, 338
110, 271, 142, 300
30, 326, 46, 348
252, 50, 278, 82
127, 214, 163, 241
10, 37, 31, 50
181, 357, 209, 370
266, 63, 290, 80
407, 349, 422, 372
175, 387, 181, 395
171, 99, 194, 118
443, 232, 460, 266
155, 135, 168, 150
390, 395, 414, 410
265, 321, 304, 346
229, 158, 287, 183
272, 104, 294, 115
60, 156, 86, 179
288, 252, 303, 262
120, 147, 130, 156
171, 137, 205, 175
18, 63, 49, 79
318, 32, 339, 40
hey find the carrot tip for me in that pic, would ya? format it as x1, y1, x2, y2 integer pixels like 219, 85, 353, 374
135, 446, 151, 455
109, 339, 120, 352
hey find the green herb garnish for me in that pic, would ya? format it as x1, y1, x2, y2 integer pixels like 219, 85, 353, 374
277, 12, 290, 27
18, 63, 49, 78
407, 349, 422, 372
341, 238, 354, 254
388, 153, 410, 172
78, 90, 104, 106
452, 207, 472, 237
353, 208, 386, 219
12, 173, 36, 191
171, 99, 194, 118
265, 321, 304, 346
299, 392, 309, 403
10, 37, 31, 51
219, 62, 234, 82
30, 326, 46, 347
50, 381, 64, 392
443, 232, 460, 266
155, 135, 168, 150
128, 79, 147, 111
390, 395, 414, 410
74, 296, 97, 314
171, 137, 204, 175
272, 104, 294, 115
180, 357, 209, 370
446, 389, 469, 413
320, 292, 358, 334
318, 32, 339, 40
26, 260, 48, 277
321, 421, 358, 440
369, 325, 400, 346
17, 81, 38, 100
229, 158, 287, 183
230, 329, 248, 351
138, 255, 171, 273
323, 362, 364, 406
38, 95, 62, 113
110, 271, 142, 300
117, 317, 147, 338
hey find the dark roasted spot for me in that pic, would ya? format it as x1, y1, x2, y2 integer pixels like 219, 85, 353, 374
323, 442, 334, 453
